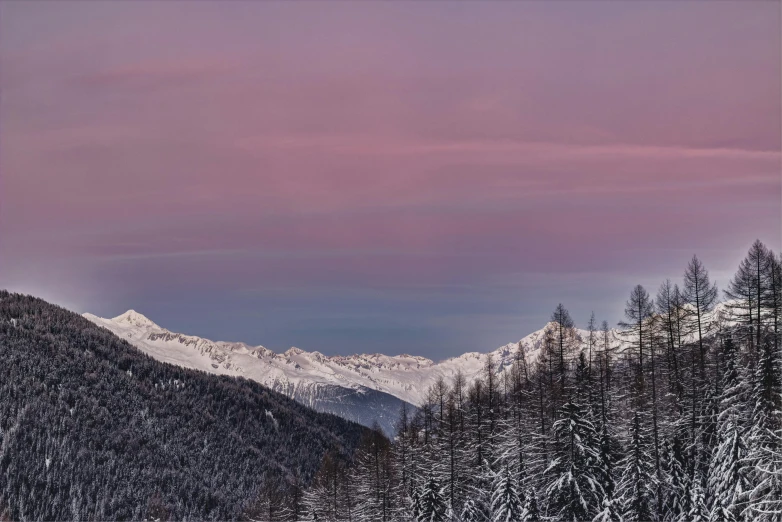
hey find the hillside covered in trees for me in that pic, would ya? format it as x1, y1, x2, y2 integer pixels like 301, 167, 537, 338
0, 292, 370, 521
302, 240, 782, 522
1, 239, 780, 522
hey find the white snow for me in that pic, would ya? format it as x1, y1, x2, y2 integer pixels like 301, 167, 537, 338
83, 309, 631, 407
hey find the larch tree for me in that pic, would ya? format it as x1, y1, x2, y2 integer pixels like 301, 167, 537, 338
618, 284, 654, 402
551, 303, 576, 404
657, 279, 683, 400
683, 255, 719, 379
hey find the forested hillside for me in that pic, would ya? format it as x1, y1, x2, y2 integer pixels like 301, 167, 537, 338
0, 292, 370, 521
302, 240, 782, 522
1, 239, 780, 522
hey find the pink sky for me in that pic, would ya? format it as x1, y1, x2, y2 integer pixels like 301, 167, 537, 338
1, 1, 780, 357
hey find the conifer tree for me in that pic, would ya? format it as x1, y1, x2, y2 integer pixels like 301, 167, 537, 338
551, 304, 576, 406
744, 337, 782, 521
417, 476, 447, 522
724, 243, 765, 353
460, 499, 481, 522
546, 389, 603, 521
657, 279, 683, 399
619, 285, 654, 398
683, 255, 719, 378
769, 253, 781, 350
618, 412, 656, 522
523, 489, 540, 522
661, 437, 689, 522
689, 472, 709, 522
593, 497, 624, 522
707, 337, 750, 522
596, 421, 622, 511
490, 466, 524, 522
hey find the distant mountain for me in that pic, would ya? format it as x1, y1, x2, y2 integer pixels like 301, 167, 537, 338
84, 310, 414, 436
0, 291, 370, 521
82, 309, 632, 432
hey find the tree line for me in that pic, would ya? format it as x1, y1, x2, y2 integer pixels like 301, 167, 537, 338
300, 240, 782, 522
0, 292, 370, 521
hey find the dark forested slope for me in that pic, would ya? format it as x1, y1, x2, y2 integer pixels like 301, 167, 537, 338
0, 291, 369, 521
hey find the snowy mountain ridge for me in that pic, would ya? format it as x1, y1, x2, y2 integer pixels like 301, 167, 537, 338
82, 310, 624, 407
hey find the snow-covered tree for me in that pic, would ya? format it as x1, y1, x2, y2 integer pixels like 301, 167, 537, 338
707, 337, 750, 522
545, 399, 603, 521
417, 476, 447, 522
490, 466, 523, 522
683, 255, 719, 379
661, 437, 689, 522
688, 474, 709, 522
523, 489, 540, 522
593, 497, 623, 522
618, 412, 656, 522
460, 499, 482, 522
744, 336, 782, 521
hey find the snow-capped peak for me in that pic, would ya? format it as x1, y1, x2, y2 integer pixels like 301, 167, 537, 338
111, 310, 162, 330
83, 308, 628, 407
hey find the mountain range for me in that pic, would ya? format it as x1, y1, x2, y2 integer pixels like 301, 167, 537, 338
84, 309, 626, 434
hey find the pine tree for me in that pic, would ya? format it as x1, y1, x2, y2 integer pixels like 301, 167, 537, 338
657, 279, 684, 399
551, 304, 576, 407
411, 488, 422, 522
769, 253, 781, 352
596, 421, 621, 511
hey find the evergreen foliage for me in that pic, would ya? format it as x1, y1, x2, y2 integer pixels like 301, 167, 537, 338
4, 239, 782, 521
0, 291, 368, 520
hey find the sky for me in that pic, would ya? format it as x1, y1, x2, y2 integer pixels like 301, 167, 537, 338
1, 1, 780, 359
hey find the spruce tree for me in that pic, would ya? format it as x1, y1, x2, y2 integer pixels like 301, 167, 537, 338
490, 466, 524, 522
592, 497, 624, 522
523, 489, 540, 522
661, 437, 689, 522
707, 337, 750, 522
618, 412, 656, 522
689, 473, 709, 522
744, 337, 782, 521
545, 395, 603, 521
460, 499, 481, 522
417, 476, 447, 522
